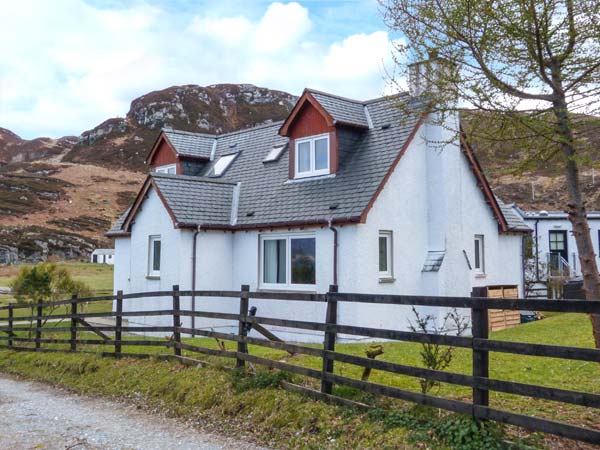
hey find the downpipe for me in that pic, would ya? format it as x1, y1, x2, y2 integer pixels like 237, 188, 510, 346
191, 229, 200, 330
328, 219, 338, 286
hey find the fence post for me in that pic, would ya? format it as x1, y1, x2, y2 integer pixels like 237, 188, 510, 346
70, 294, 78, 352
321, 284, 338, 395
236, 284, 250, 368
471, 287, 489, 417
35, 300, 43, 351
172, 285, 181, 357
8, 304, 13, 349
115, 290, 123, 355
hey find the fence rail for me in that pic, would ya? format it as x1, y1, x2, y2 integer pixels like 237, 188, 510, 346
0, 286, 599, 444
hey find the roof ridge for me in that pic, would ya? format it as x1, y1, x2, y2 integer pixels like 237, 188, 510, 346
150, 172, 237, 186
305, 88, 365, 105
162, 129, 216, 139
363, 91, 410, 104
306, 88, 410, 106
215, 120, 285, 139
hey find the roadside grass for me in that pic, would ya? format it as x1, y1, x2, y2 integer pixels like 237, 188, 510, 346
1, 312, 598, 449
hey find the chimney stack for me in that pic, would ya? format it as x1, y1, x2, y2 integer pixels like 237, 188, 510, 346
408, 51, 456, 99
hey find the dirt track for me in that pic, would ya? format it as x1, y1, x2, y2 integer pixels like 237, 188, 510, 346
0, 374, 269, 450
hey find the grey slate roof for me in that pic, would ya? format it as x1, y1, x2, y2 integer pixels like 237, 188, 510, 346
308, 90, 370, 128
495, 196, 531, 232
163, 130, 215, 159
107, 207, 131, 236
151, 173, 236, 226
109, 89, 526, 235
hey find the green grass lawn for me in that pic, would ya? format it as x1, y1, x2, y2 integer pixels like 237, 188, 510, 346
0, 261, 114, 316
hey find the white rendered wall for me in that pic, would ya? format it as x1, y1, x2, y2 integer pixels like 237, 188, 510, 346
112, 115, 524, 341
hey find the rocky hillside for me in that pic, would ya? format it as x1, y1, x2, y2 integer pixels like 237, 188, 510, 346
0, 128, 77, 166
63, 84, 297, 170
1, 82, 598, 263
463, 111, 600, 211
0, 84, 296, 263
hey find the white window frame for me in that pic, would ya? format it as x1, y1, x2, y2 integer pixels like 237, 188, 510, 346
474, 234, 485, 274
155, 164, 177, 174
378, 230, 394, 280
259, 233, 316, 291
294, 133, 330, 179
148, 235, 161, 278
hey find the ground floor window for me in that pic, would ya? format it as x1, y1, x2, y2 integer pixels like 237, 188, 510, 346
474, 234, 485, 274
260, 234, 316, 289
148, 235, 161, 277
378, 230, 393, 279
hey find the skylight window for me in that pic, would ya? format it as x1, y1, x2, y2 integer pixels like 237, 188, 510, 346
208, 153, 237, 177
263, 144, 286, 163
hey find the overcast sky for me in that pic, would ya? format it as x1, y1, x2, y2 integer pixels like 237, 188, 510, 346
0, 0, 402, 139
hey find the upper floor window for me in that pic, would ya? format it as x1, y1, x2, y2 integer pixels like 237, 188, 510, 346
156, 164, 176, 174
295, 134, 330, 178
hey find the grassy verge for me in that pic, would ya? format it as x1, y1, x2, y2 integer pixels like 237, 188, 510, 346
1, 313, 599, 448
0, 350, 533, 450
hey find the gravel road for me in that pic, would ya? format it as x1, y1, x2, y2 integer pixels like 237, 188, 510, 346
0, 375, 270, 450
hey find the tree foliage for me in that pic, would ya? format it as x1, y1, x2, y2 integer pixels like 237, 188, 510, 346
10, 263, 90, 304
383, 0, 600, 346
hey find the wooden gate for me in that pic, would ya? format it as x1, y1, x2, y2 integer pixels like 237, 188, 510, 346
486, 285, 521, 331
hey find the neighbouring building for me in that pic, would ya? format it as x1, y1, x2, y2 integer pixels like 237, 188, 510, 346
513, 207, 600, 297
91, 248, 115, 265
107, 76, 530, 341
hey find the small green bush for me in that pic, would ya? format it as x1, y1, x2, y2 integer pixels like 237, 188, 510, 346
369, 407, 514, 450
230, 368, 293, 393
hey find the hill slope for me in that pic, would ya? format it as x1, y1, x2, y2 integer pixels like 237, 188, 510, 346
1, 85, 598, 263
0, 84, 296, 263
63, 84, 297, 170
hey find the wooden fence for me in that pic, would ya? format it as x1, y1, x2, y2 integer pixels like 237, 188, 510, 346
0, 285, 599, 444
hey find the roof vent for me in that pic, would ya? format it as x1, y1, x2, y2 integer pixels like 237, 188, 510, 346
229, 143, 238, 148
246, 211, 255, 217
381, 124, 391, 130
329, 204, 339, 210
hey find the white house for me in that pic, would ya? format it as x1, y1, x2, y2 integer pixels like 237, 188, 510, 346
513, 207, 600, 282
91, 248, 115, 265
107, 85, 529, 341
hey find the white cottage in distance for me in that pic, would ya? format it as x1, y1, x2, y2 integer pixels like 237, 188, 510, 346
90, 248, 115, 265
513, 207, 600, 297
107, 78, 530, 340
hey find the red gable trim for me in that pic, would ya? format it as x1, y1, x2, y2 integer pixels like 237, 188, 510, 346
459, 129, 510, 233
121, 176, 179, 232
145, 131, 178, 166
279, 90, 335, 136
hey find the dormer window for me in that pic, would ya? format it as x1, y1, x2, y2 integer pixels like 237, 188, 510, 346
294, 134, 330, 178
155, 164, 176, 174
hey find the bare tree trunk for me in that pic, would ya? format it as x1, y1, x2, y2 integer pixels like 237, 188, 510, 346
553, 94, 600, 348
